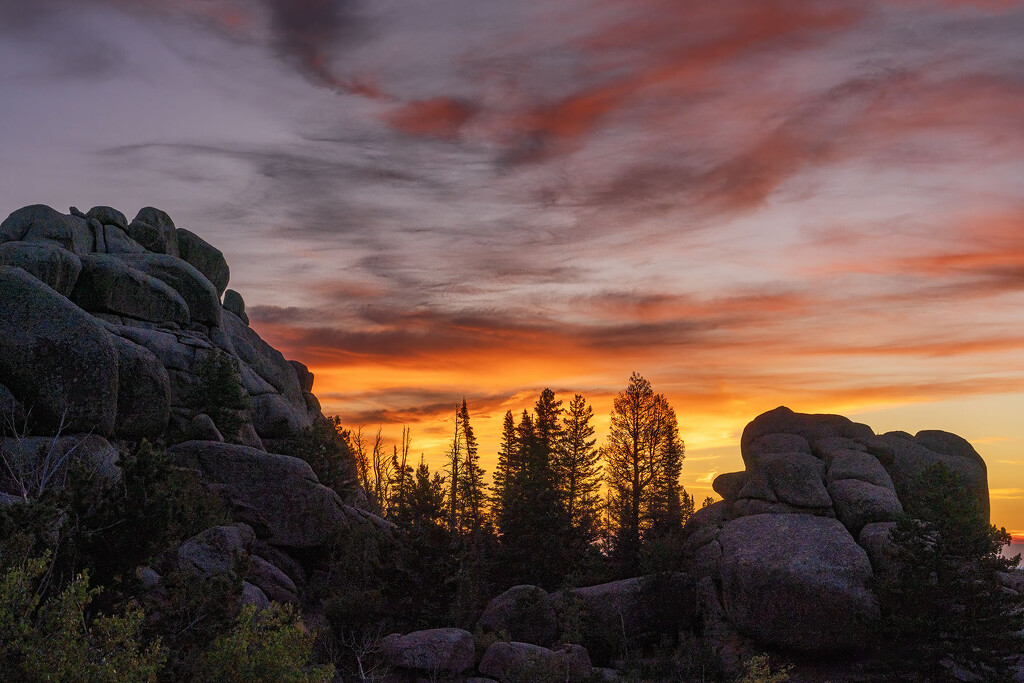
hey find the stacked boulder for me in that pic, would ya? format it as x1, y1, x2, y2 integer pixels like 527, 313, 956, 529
0, 203, 382, 601
683, 406, 989, 652
0, 203, 315, 444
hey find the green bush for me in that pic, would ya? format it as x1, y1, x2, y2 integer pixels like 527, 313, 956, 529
195, 603, 333, 683
195, 352, 250, 441
0, 554, 165, 682
736, 654, 792, 683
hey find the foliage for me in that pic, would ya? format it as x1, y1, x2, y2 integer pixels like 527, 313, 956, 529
0, 554, 165, 682
195, 351, 250, 440
604, 373, 688, 575
555, 394, 603, 556
0, 441, 226, 590
736, 654, 792, 683
143, 567, 244, 680
195, 603, 334, 683
876, 462, 1024, 681
285, 415, 361, 500
457, 398, 487, 534
85, 441, 228, 584
497, 391, 573, 588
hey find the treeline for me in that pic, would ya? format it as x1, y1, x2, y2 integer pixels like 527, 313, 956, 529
341, 373, 709, 592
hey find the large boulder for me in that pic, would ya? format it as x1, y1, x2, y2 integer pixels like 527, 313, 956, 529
746, 451, 831, 509
711, 471, 746, 502
379, 628, 475, 675
112, 253, 222, 326
168, 441, 388, 549
109, 325, 197, 373
176, 229, 229, 296
479, 642, 592, 683
0, 204, 92, 255
251, 392, 312, 439
247, 554, 298, 603
863, 432, 989, 520
223, 312, 304, 403
827, 479, 903, 535
103, 225, 146, 254
858, 521, 901, 578
0, 243, 81, 296
717, 513, 878, 651
71, 254, 191, 325
741, 407, 873, 464
127, 207, 178, 256
110, 335, 171, 439
568, 573, 695, 646
288, 360, 314, 393
477, 585, 557, 646
0, 267, 119, 435
86, 206, 128, 230
174, 523, 254, 576
223, 289, 248, 325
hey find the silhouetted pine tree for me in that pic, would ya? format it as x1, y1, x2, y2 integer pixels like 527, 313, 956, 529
604, 373, 688, 575
648, 397, 687, 536
388, 427, 413, 522
445, 406, 462, 533
496, 390, 571, 588
490, 410, 518, 522
555, 394, 603, 551
456, 399, 487, 535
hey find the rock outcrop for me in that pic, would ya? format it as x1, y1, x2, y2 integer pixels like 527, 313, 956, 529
687, 406, 991, 653
0, 202, 384, 613
0, 203, 318, 444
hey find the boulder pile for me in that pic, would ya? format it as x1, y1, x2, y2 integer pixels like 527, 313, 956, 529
683, 406, 990, 652
0, 203, 382, 603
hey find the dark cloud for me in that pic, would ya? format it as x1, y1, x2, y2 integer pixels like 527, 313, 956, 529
265, 0, 381, 94
319, 387, 521, 426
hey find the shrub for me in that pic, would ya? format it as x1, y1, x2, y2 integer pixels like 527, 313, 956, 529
195, 352, 250, 440
195, 603, 333, 682
0, 554, 165, 682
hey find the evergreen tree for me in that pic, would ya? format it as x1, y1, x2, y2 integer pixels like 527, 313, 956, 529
445, 406, 462, 533
496, 391, 571, 588
604, 373, 688, 574
406, 456, 447, 530
490, 411, 517, 522
555, 394, 602, 547
648, 397, 687, 535
456, 399, 487, 535
195, 352, 250, 441
388, 427, 413, 522
877, 463, 1024, 680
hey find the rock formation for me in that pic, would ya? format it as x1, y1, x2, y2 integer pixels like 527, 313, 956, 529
683, 405, 991, 653
0, 203, 381, 605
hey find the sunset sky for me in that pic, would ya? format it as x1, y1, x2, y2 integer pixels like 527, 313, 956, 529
2, 0, 1024, 533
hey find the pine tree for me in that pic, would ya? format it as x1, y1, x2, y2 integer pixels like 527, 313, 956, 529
456, 399, 487, 535
407, 456, 447, 530
490, 411, 517, 522
604, 373, 688, 574
496, 391, 571, 588
388, 427, 413, 522
445, 406, 462, 533
555, 394, 602, 546
648, 397, 686, 535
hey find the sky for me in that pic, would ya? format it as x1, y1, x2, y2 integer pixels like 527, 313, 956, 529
2, 0, 1024, 533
